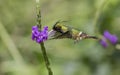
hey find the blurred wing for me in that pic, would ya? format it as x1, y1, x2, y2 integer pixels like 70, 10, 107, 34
48, 30, 72, 40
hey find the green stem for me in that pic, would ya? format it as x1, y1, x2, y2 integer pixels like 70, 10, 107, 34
93, 0, 108, 35
40, 43, 53, 75
0, 22, 24, 64
36, 0, 53, 75
36, 0, 41, 29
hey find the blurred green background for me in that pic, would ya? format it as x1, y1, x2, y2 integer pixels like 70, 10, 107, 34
0, 0, 120, 75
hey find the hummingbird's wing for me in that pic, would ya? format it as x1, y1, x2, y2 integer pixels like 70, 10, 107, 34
48, 30, 72, 40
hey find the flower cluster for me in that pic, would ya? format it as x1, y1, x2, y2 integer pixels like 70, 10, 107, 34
32, 25, 48, 43
100, 30, 118, 48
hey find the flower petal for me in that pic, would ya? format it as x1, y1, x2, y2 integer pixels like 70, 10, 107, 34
103, 30, 112, 39
100, 38, 108, 48
32, 26, 38, 30
31, 25, 48, 43
103, 30, 118, 45
110, 35, 118, 44
32, 34, 36, 40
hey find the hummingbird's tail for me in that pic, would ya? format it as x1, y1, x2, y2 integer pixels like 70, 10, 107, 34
80, 32, 98, 40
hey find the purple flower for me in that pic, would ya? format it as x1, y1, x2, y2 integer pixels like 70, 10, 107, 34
100, 38, 108, 48
32, 25, 48, 43
100, 30, 118, 48
104, 31, 118, 44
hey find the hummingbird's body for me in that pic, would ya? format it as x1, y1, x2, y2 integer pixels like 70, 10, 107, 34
48, 21, 98, 42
